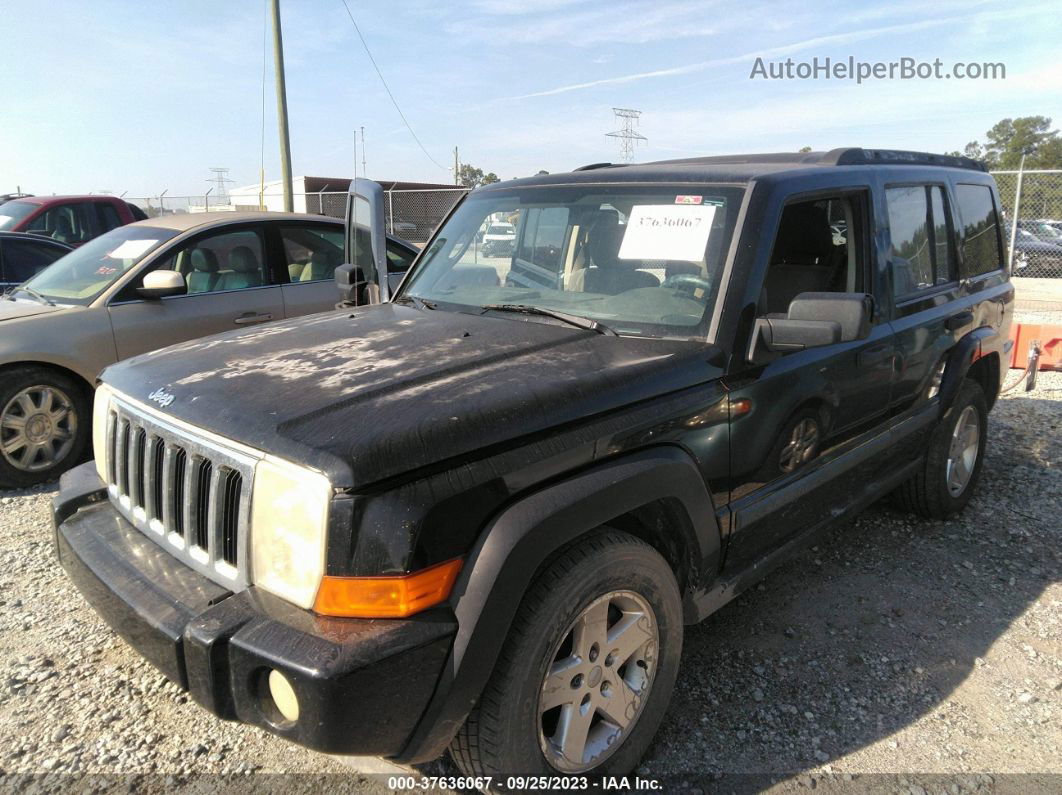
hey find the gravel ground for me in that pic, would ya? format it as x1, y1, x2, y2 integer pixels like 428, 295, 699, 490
1, 366, 1059, 792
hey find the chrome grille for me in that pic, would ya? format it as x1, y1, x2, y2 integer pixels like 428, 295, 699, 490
103, 394, 259, 588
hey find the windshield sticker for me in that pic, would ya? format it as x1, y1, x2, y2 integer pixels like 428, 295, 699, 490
618, 204, 717, 262
106, 238, 159, 260
674, 195, 703, 205
0, 215, 13, 225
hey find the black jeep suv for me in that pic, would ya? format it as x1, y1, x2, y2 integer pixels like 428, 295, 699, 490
54, 149, 1012, 785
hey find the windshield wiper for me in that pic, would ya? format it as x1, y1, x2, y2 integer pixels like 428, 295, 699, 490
13, 286, 55, 306
482, 304, 618, 336
393, 294, 437, 310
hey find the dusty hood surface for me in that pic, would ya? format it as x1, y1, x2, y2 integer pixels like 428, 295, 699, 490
102, 304, 722, 487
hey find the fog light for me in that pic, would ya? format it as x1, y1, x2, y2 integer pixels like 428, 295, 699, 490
267, 669, 300, 723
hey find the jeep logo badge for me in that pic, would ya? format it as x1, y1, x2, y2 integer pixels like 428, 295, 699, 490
148, 388, 175, 408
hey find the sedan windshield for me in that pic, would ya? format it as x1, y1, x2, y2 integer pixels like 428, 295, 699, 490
0, 200, 39, 231
15, 224, 178, 305
400, 184, 744, 338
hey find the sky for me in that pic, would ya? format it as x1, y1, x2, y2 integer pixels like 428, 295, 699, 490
2, 0, 1060, 198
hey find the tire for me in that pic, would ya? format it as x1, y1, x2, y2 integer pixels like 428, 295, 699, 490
895, 378, 987, 520
757, 405, 825, 481
0, 367, 91, 489
450, 530, 682, 785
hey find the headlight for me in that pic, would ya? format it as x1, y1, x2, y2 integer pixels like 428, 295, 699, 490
92, 383, 114, 483
250, 457, 331, 609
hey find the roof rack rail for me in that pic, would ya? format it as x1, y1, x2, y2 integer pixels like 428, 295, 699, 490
573, 162, 616, 171
821, 148, 987, 172
646, 148, 987, 172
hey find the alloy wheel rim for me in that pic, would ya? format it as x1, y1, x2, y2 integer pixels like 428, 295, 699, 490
538, 590, 659, 773
779, 417, 820, 473
945, 405, 979, 497
0, 385, 77, 472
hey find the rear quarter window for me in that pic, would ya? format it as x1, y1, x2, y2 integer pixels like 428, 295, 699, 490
955, 184, 1003, 277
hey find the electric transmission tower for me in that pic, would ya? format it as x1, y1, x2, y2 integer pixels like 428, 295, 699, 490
605, 108, 647, 162
207, 167, 235, 204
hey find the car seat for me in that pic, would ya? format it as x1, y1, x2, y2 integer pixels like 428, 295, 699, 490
216, 246, 263, 290
582, 212, 660, 295
762, 203, 842, 314
187, 249, 220, 293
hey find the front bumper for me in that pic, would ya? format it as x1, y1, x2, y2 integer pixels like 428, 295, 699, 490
53, 463, 457, 757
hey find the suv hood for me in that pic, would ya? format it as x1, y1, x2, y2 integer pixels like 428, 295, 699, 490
0, 298, 68, 321
103, 304, 722, 487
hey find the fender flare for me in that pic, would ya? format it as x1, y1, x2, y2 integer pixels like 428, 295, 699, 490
397, 445, 720, 763
938, 326, 997, 415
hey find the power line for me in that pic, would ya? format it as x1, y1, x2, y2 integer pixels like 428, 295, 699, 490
338, 0, 447, 172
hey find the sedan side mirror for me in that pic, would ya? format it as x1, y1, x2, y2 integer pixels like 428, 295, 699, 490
137, 270, 186, 300
748, 292, 872, 363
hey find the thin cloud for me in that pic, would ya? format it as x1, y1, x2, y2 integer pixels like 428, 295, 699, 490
500, 17, 961, 100
495, 2, 1051, 102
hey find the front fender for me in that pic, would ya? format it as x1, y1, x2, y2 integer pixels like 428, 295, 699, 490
396, 445, 720, 763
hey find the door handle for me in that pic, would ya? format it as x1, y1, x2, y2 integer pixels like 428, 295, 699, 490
944, 311, 973, 331
857, 343, 893, 368
233, 312, 274, 325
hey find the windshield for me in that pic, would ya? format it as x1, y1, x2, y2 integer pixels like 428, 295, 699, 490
16, 224, 178, 305
400, 184, 744, 339
0, 200, 39, 231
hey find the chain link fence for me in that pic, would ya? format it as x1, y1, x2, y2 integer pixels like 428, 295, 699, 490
124, 188, 467, 247
992, 169, 1062, 280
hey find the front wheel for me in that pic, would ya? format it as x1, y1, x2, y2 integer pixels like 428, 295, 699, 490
450, 530, 682, 783
0, 367, 90, 489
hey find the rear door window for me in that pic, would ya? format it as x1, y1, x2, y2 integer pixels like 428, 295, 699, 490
279, 225, 345, 282
97, 202, 123, 232
886, 185, 956, 297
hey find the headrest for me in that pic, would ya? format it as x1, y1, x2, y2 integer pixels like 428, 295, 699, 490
54, 215, 73, 234
190, 248, 219, 273
773, 203, 834, 263
587, 211, 628, 270
228, 246, 258, 273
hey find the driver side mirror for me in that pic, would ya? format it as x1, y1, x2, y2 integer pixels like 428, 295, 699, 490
748, 292, 872, 363
137, 270, 186, 300
335, 263, 381, 308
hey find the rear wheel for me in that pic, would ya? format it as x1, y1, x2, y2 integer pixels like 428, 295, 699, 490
450, 530, 682, 783
0, 367, 90, 489
896, 378, 987, 519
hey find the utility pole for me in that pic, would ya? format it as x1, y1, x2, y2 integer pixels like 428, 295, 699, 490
270, 0, 294, 212
361, 126, 367, 178
453, 147, 460, 186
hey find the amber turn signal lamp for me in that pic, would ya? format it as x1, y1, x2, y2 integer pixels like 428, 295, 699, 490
313, 557, 464, 618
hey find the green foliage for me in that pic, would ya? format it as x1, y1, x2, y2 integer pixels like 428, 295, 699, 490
951, 116, 1062, 169
458, 164, 500, 188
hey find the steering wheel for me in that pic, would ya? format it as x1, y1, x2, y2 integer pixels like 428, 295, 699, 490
662, 273, 713, 300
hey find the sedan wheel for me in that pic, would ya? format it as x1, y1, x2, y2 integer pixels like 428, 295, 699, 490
1, 385, 78, 472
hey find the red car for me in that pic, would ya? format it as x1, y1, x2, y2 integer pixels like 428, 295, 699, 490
0, 195, 147, 247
